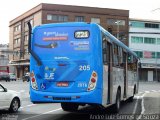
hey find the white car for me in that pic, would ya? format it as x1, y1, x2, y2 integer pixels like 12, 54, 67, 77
0, 83, 21, 112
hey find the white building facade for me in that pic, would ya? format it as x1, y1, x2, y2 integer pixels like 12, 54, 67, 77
0, 44, 9, 66
129, 19, 160, 82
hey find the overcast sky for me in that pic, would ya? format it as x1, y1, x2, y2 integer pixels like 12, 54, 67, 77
1, 0, 160, 44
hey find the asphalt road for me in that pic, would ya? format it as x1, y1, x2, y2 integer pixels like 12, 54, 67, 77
0, 81, 160, 120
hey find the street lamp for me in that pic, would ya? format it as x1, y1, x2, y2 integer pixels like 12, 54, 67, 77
115, 20, 121, 39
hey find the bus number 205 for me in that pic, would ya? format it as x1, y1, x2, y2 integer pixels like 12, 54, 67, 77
79, 65, 90, 71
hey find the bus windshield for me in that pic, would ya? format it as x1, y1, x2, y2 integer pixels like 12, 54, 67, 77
33, 26, 92, 60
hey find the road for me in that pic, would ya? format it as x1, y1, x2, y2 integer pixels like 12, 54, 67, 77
0, 81, 160, 120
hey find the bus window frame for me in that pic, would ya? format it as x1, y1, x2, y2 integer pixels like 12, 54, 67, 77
112, 43, 119, 67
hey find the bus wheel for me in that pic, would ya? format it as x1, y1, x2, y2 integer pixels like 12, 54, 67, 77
112, 90, 121, 113
61, 102, 79, 112
128, 86, 136, 102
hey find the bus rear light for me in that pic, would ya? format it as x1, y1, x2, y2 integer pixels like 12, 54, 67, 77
92, 73, 97, 77
30, 71, 38, 90
32, 78, 35, 82
91, 78, 96, 83
87, 71, 98, 91
30, 72, 34, 77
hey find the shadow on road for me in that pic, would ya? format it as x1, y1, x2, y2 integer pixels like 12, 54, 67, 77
0, 99, 141, 120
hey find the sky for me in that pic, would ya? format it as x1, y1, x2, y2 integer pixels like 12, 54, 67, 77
1, 0, 160, 44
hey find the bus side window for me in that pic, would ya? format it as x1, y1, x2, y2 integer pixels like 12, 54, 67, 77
119, 47, 123, 68
128, 54, 133, 71
113, 44, 119, 67
133, 56, 138, 72
102, 38, 108, 65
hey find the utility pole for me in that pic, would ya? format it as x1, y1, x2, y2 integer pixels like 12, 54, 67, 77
115, 20, 121, 39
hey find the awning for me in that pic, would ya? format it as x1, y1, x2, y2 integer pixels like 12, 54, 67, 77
8, 62, 30, 66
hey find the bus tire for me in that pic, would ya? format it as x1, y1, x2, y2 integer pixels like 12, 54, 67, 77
112, 89, 121, 113
128, 86, 136, 102
61, 102, 78, 112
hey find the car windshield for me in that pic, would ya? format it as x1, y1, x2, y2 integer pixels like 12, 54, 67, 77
9, 73, 15, 75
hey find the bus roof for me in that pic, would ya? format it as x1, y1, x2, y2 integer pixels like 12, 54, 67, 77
34, 22, 138, 59
98, 25, 138, 59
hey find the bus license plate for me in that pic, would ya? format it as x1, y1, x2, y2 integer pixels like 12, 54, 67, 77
56, 82, 69, 87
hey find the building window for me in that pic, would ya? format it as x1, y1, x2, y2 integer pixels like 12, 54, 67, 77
107, 19, 125, 26
25, 35, 28, 41
157, 38, 160, 44
152, 52, 156, 58
30, 19, 33, 26
14, 24, 21, 32
24, 49, 29, 55
157, 52, 160, 58
131, 36, 143, 43
58, 15, 68, 22
144, 37, 156, 44
130, 21, 144, 28
145, 23, 159, 28
47, 14, 52, 20
52, 15, 58, 21
75, 16, 85, 22
91, 18, 100, 24
134, 51, 143, 58
47, 14, 68, 22
14, 38, 20, 46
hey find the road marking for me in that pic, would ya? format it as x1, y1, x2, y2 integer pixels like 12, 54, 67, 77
138, 92, 143, 94
21, 108, 62, 120
151, 90, 157, 92
132, 96, 139, 115
137, 92, 147, 120
20, 104, 36, 109
144, 91, 150, 93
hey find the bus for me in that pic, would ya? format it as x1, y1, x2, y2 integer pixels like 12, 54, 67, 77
28, 22, 140, 112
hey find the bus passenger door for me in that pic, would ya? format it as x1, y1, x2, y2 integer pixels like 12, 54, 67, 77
107, 42, 112, 104
102, 38, 112, 105
123, 51, 127, 98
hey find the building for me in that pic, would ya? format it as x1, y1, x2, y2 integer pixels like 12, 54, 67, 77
129, 18, 160, 82
0, 44, 9, 66
9, 3, 129, 79
0, 44, 15, 73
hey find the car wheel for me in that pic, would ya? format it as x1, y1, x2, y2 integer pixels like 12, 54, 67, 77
9, 98, 20, 112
